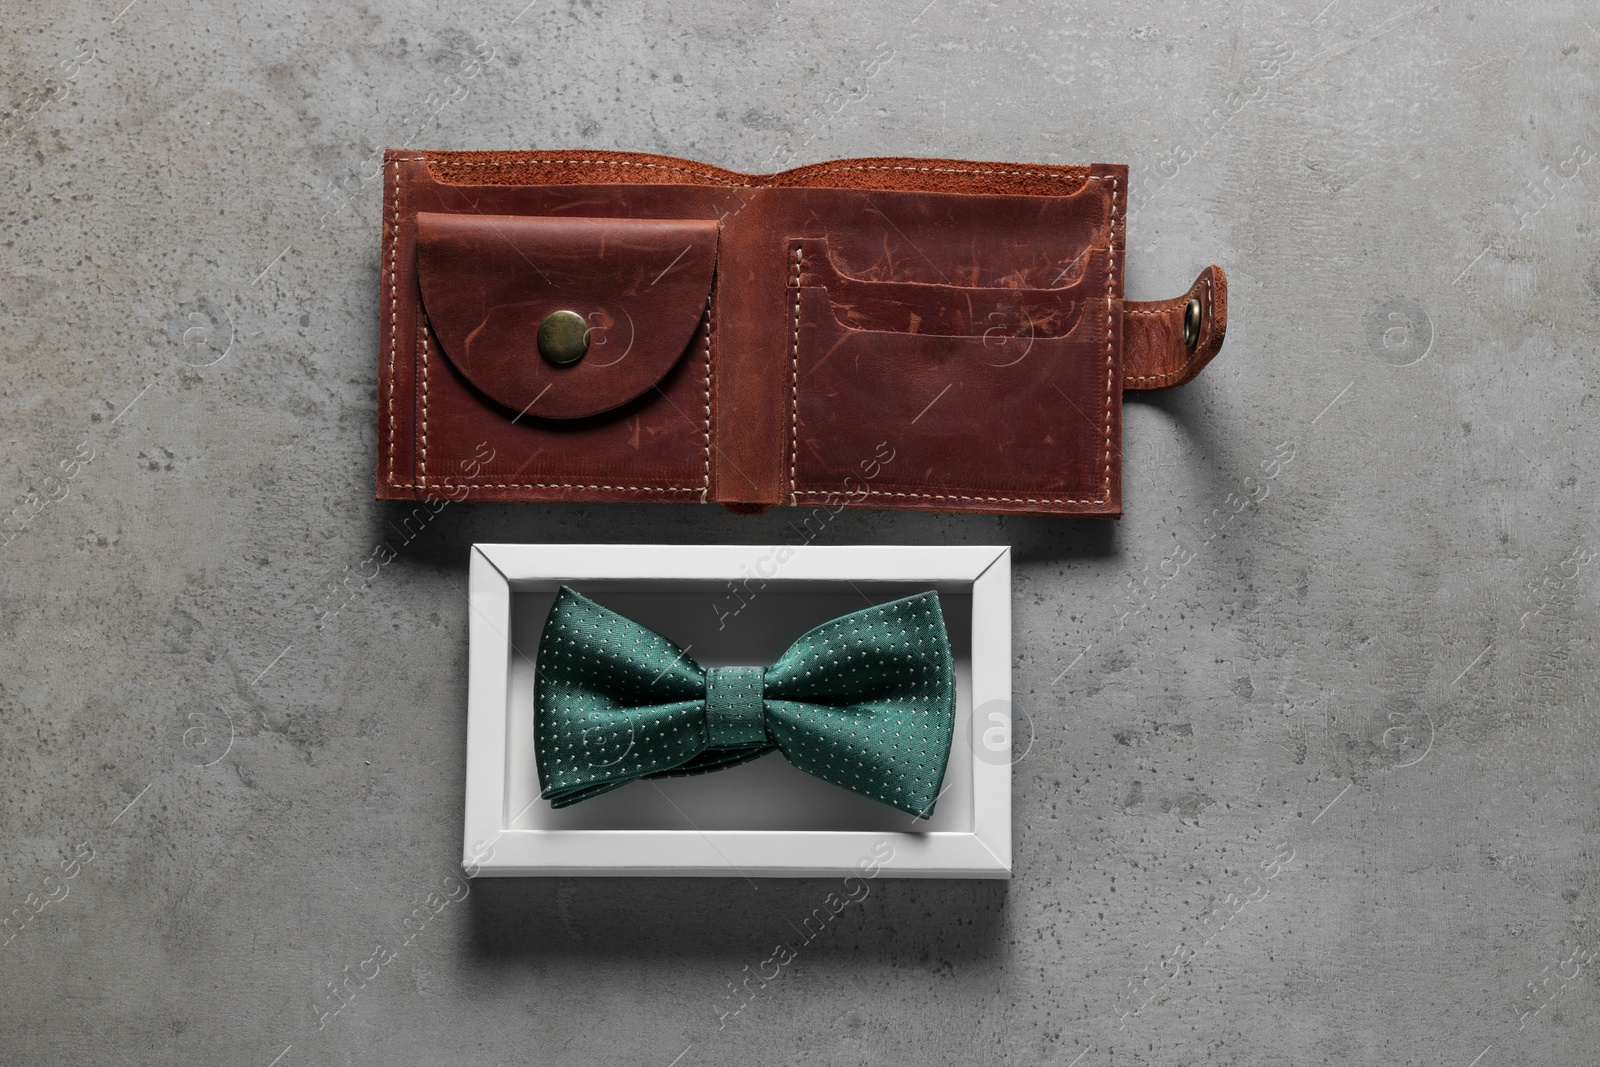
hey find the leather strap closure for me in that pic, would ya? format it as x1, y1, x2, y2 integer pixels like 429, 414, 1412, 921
1122, 265, 1227, 391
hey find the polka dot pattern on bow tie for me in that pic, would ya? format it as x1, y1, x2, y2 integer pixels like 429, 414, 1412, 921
534, 587, 956, 817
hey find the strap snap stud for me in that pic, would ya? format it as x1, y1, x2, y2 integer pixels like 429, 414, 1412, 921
537, 310, 589, 366
1182, 297, 1202, 349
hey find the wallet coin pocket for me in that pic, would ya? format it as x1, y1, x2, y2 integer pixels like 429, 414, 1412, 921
415, 211, 718, 420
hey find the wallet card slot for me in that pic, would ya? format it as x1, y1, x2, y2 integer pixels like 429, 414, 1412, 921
797, 235, 1101, 291
786, 283, 1119, 512
791, 237, 1104, 340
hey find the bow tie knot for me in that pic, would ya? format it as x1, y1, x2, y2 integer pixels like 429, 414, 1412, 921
535, 587, 957, 816
704, 666, 767, 748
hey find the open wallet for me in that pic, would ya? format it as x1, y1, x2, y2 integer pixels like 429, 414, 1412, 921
375, 150, 1226, 517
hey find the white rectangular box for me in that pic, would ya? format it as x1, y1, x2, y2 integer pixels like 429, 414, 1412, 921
464, 544, 1011, 878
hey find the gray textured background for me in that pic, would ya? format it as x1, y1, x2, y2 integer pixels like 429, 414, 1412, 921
2, 1, 1597, 1064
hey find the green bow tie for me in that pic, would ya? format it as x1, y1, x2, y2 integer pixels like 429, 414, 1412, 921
535, 586, 957, 817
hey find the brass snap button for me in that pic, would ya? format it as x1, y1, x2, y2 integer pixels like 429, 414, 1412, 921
1182, 297, 1203, 349
537, 310, 589, 366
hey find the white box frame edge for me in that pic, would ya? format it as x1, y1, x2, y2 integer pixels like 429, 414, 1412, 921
463, 544, 1011, 879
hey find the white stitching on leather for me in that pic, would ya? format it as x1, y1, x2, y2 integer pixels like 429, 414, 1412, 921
789, 245, 802, 504
702, 294, 713, 500
419, 322, 430, 486
389, 156, 1106, 190
1100, 177, 1117, 500
386, 160, 400, 484
392, 157, 753, 187
806, 164, 1093, 181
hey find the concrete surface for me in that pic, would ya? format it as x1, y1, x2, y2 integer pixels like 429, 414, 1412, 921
2, 1, 1597, 1064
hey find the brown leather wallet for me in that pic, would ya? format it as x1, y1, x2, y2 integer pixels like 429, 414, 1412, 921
376, 149, 1226, 517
